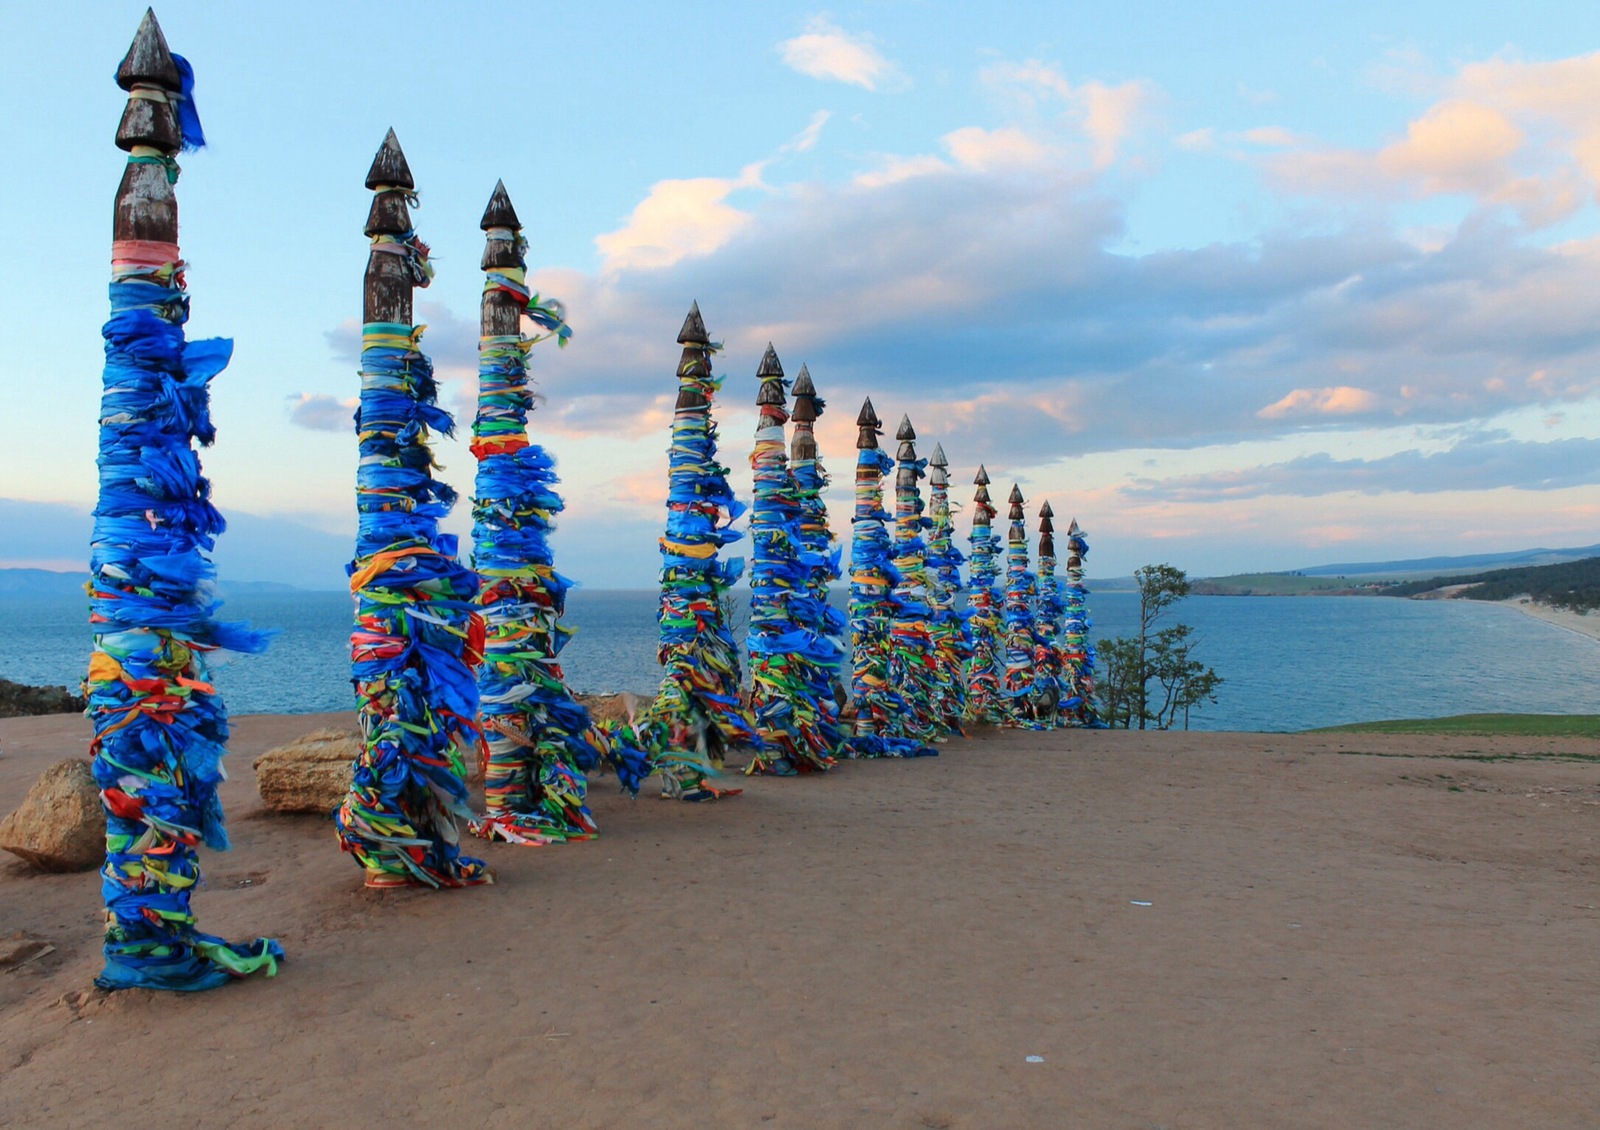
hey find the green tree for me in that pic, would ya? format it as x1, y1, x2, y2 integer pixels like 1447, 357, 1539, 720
1098, 564, 1222, 730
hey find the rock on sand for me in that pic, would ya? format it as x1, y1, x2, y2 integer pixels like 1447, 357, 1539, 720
252, 728, 359, 814
0, 758, 104, 872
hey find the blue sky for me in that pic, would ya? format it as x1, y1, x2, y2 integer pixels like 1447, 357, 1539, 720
5, 1, 1600, 588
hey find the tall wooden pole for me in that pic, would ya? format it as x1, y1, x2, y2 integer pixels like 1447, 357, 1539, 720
1060, 517, 1103, 726
640, 304, 754, 799
963, 466, 1004, 723
88, 9, 281, 990
925, 443, 968, 731
467, 181, 630, 845
746, 347, 837, 774
1000, 484, 1043, 727
335, 131, 492, 887
787, 365, 849, 749
887, 416, 941, 742
1034, 501, 1064, 728
846, 400, 925, 756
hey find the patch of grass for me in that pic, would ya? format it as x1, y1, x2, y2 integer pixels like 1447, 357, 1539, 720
1309, 713, 1600, 738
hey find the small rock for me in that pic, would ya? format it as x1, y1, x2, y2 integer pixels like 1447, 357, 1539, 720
0, 932, 55, 968
253, 729, 359, 814
0, 758, 105, 872
575, 692, 652, 727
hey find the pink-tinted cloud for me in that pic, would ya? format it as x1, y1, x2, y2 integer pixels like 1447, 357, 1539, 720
779, 18, 903, 91
1258, 386, 1381, 420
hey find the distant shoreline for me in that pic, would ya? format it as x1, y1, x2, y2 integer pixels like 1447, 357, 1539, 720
1497, 596, 1600, 643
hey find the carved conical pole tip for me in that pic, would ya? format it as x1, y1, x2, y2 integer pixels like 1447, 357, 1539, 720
678, 302, 709, 345
1008, 485, 1024, 504
896, 415, 915, 442
758, 347, 790, 409
1069, 519, 1081, 535
791, 365, 817, 424
117, 9, 180, 91
930, 443, 947, 468
856, 397, 879, 450
1039, 500, 1054, 518
974, 464, 990, 486
365, 129, 414, 190
481, 180, 520, 230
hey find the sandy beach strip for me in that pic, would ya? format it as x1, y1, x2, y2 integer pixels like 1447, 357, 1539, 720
1497, 595, 1600, 643
2, 710, 1599, 1127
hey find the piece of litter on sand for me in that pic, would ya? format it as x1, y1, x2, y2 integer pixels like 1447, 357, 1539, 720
1130, 900, 1152, 907
1025, 1056, 1044, 1063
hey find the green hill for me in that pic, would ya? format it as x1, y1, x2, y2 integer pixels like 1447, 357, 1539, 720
1385, 556, 1600, 613
1191, 572, 1400, 596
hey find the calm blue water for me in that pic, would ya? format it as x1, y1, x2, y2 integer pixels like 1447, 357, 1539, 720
2, 589, 1597, 731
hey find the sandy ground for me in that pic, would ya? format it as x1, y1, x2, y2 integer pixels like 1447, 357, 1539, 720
1500, 596, 1600, 643
1, 713, 1598, 1128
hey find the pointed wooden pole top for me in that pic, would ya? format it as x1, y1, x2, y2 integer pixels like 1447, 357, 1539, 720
365, 128, 414, 191
480, 182, 523, 272
791, 365, 817, 425
117, 9, 181, 92
678, 301, 709, 345
974, 465, 991, 486
856, 397, 880, 450
930, 443, 947, 468
755, 344, 787, 411
897, 421, 917, 463
1068, 518, 1082, 536
116, 9, 182, 155
481, 179, 520, 229
1008, 484, 1024, 505
1039, 500, 1054, 519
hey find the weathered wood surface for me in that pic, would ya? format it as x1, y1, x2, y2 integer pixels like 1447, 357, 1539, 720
790, 365, 818, 462
856, 397, 880, 450
895, 414, 918, 489
480, 179, 523, 337
363, 128, 416, 325
674, 302, 710, 409
113, 9, 180, 243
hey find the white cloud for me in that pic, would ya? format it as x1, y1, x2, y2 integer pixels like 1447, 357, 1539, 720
943, 125, 1057, 172
1264, 51, 1600, 230
287, 392, 358, 432
783, 110, 832, 154
981, 59, 1155, 169
595, 161, 766, 273
779, 18, 903, 91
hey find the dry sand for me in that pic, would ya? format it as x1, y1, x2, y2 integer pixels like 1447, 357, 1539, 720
1500, 596, 1600, 644
2, 712, 1598, 1128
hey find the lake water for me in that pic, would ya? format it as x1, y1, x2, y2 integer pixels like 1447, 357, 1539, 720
2, 588, 1597, 731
